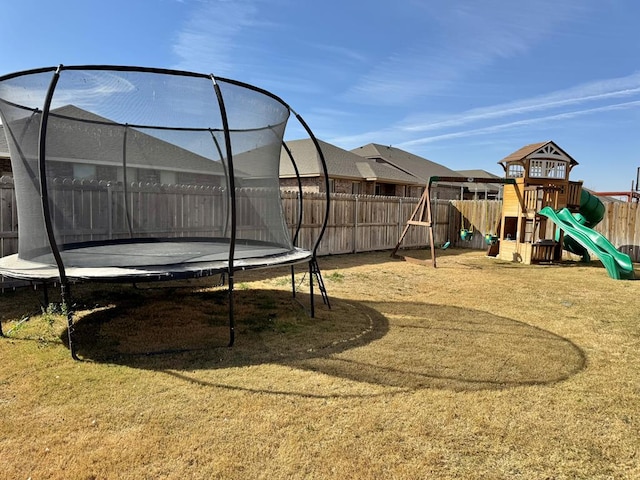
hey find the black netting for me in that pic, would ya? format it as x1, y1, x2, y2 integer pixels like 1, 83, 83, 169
0, 66, 308, 277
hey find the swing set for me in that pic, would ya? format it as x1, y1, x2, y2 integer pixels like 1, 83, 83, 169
391, 175, 515, 267
460, 203, 501, 245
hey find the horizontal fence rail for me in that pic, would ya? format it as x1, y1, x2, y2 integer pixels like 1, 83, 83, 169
1, 177, 638, 288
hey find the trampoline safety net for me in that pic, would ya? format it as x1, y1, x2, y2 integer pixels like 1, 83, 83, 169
0, 66, 327, 281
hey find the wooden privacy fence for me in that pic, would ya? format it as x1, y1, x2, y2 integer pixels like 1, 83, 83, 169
281, 192, 449, 256
449, 200, 503, 250
1, 176, 639, 288
597, 200, 640, 261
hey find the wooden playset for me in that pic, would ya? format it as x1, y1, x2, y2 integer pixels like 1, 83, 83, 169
393, 141, 634, 279
495, 141, 582, 264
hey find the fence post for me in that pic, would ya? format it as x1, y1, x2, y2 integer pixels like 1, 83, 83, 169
354, 195, 359, 254
107, 183, 113, 240
398, 197, 403, 242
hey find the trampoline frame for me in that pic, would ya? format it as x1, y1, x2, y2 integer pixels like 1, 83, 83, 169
0, 64, 332, 359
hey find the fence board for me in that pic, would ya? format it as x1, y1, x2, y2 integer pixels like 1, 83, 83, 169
450, 200, 503, 250
2, 180, 639, 288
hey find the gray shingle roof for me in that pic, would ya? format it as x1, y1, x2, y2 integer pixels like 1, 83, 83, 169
281, 139, 421, 184
351, 143, 464, 183
281, 139, 363, 178
456, 169, 502, 192
2, 105, 226, 176
456, 169, 500, 179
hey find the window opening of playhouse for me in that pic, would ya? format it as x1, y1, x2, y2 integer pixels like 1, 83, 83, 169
506, 163, 525, 178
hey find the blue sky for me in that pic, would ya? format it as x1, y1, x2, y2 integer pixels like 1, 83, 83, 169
1, 0, 639, 192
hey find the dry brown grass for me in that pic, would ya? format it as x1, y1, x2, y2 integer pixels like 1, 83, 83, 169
1, 248, 639, 479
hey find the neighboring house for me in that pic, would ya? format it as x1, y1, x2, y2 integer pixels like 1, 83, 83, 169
0, 105, 228, 186
280, 140, 506, 199
280, 139, 422, 196
456, 169, 504, 199
351, 143, 468, 199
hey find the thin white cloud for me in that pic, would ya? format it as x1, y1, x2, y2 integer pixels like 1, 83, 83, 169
170, 0, 369, 92
308, 43, 368, 65
171, 0, 269, 74
401, 72, 640, 132
345, 0, 590, 105
327, 71, 640, 150
398, 100, 640, 147
0, 71, 137, 113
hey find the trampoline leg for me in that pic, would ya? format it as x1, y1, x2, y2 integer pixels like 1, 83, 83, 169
60, 283, 79, 360
308, 261, 315, 318
291, 265, 296, 298
42, 282, 49, 309
227, 273, 235, 347
309, 258, 330, 314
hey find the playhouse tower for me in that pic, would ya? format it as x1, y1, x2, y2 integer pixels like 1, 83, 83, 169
497, 141, 583, 264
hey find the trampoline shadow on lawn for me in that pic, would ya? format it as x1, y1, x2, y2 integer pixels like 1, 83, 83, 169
67, 288, 389, 366
290, 302, 587, 393
64, 289, 586, 395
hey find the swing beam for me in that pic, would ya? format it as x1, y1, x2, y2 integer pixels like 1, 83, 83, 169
391, 176, 516, 267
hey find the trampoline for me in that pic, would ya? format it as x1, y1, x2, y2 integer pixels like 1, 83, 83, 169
0, 65, 330, 358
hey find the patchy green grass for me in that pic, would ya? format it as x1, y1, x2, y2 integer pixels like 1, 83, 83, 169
325, 271, 345, 282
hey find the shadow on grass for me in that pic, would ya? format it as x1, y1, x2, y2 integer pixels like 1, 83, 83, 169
290, 301, 586, 393
63, 286, 586, 395
70, 288, 388, 367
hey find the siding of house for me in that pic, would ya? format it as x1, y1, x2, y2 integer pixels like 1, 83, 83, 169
280, 177, 325, 192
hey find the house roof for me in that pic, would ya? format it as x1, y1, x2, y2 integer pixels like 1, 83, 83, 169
456, 169, 503, 193
457, 169, 500, 179
351, 143, 464, 184
357, 159, 422, 184
1, 105, 227, 176
281, 139, 420, 185
498, 140, 578, 169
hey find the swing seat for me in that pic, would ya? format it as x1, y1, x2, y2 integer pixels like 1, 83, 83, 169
484, 234, 498, 245
460, 229, 473, 241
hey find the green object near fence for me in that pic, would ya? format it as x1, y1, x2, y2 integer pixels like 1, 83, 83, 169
484, 234, 498, 245
539, 206, 634, 280
460, 229, 473, 241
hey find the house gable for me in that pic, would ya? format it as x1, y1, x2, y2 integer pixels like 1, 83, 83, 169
280, 139, 422, 186
351, 143, 464, 183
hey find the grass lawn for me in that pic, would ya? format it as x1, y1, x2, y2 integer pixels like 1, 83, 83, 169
1, 248, 639, 479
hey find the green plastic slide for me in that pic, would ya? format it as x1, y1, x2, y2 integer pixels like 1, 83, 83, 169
539, 206, 635, 280
560, 189, 606, 258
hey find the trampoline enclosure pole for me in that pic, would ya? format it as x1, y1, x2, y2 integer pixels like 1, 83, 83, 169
211, 75, 236, 347
38, 65, 78, 360
282, 141, 304, 300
